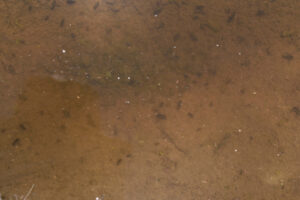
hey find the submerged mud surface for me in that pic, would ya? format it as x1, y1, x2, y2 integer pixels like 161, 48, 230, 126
0, 0, 299, 199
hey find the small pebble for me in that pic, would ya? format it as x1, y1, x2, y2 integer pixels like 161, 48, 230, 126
234, 149, 238, 152
62, 49, 66, 54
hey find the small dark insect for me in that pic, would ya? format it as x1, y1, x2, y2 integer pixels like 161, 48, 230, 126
194, 5, 204, 14
176, 100, 182, 110
156, 113, 167, 120
153, 8, 162, 16
71, 33, 76, 39
111, 8, 119, 13
282, 53, 293, 61
12, 138, 20, 146
19, 124, 26, 131
227, 12, 236, 23
51, 0, 56, 10
239, 169, 244, 175
93, 2, 99, 10
291, 106, 300, 116
256, 10, 265, 17
66, 0, 76, 4
116, 159, 122, 166
187, 112, 194, 118
189, 33, 198, 41
60, 19, 65, 27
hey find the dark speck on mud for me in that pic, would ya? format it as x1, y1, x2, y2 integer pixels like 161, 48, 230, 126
66, 0, 76, 4
156, 113, 167, 120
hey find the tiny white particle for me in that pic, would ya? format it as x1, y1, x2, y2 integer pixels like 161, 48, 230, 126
128, 77, 131, 80
117, 77, 120, 80
76, 96, 80, 99
238, 52, 242, 56
62, 49, 66, 53
173, 46, 176, 49
125, 100, 130, 104
252, 91, 257, 95
238, 129, 242, 133
154, 14, 158, 17
216, 44, 220, 47
234, 149, 238, 152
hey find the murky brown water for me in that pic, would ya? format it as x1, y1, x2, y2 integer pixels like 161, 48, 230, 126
0, 0, 300, 199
